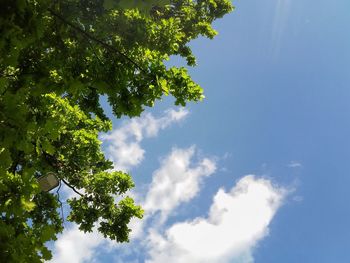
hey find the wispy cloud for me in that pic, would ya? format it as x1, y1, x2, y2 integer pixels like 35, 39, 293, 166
123, 146, 217, 240
288, 161, 302, 168
143, 146, 216, 223
270, 0, 292, 57
146, 175, 287, 263
101, 108, 188, 172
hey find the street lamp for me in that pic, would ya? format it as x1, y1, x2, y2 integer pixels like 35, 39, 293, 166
36, 172, 59, 192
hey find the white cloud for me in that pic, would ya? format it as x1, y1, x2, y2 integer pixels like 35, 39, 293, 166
143, 146, 216, 223
288, 161, 302, 168
52, 127, 288, 263
52, 174, 287, 263
146, 175, 287, 263
124, 147, 217, 240
50, 225, 107, 263
101, 109, 188, 172
52, 164, 287, 263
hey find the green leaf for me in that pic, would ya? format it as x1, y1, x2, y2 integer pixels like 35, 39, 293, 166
41, 225, 56, 242
41, 140, 55, 155
0, 148, 12, 169
21, 197, 36, 212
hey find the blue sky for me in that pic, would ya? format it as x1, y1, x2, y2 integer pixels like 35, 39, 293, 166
50, 0, 350, 262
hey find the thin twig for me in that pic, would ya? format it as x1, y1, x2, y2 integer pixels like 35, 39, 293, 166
60, 177, 84, 197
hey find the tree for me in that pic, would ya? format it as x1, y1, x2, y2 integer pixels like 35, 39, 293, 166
0, 0, 233, 261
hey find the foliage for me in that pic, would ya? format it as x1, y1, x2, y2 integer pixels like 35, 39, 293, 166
0, 0, 233, 261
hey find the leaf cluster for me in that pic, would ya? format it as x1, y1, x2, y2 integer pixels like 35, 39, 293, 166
0, 0, 233, 261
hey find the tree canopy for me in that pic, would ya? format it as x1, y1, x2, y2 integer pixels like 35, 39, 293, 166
0, 0, 233, 261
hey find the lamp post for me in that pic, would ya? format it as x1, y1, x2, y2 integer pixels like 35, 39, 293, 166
36, 172, 59, 192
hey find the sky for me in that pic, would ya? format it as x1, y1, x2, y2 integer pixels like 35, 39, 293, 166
50, 0, 350, 262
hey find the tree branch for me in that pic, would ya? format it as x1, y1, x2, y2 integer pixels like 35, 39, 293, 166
47, 8, 149, 75
42, 152, 87, 198
60, 177, 84, 197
